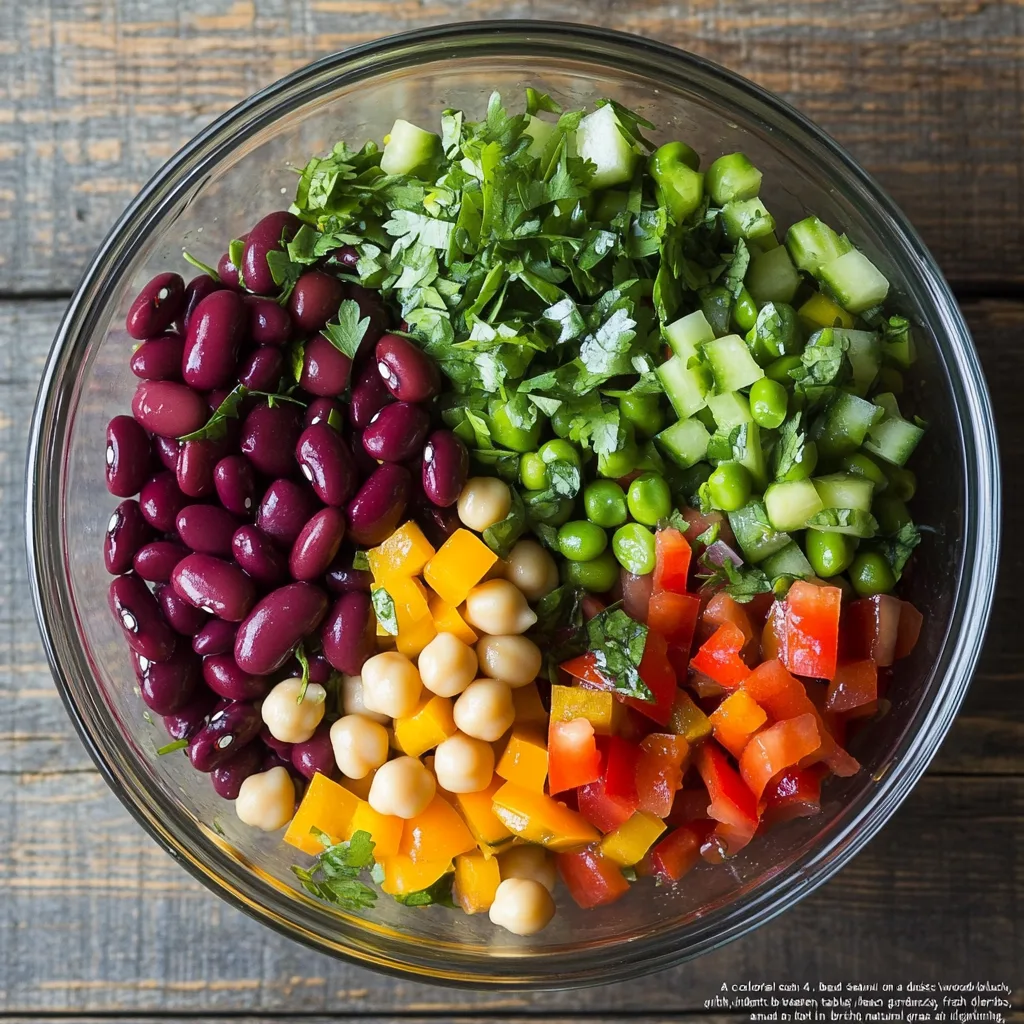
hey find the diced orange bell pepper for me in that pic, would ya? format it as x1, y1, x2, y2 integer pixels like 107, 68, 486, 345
547, 718, 601, 795
825, 660, 878, 714
491, 781, 600, 852
779, 580, 842, 680
368, 520, 435, 584
709, 689, 768, 758
283, 773, 361, 856
496, 728, 549, 791
453, 851, 501, 914
739, 712, 821, 800
377, 574, 430, 625
427, 592, 478, 645
399, 794, 476, 864
396, 611, 438, 658
653, 527, 692, 594
668, 689, 713, 744
393, 694, 457, 757
512, 682, 548, 726
636, 733, 689, 817
342, 772, 375, 802
549, 683, 622, 735
600, 811, 666, 867
702, 592, 755, 645
647, 591, 701, 653
424, 529, 498, 607
348, 800, 403, 858
454, 774, 514, 849
690, 622, 750, 687
557, 847, 630, 908
379, 855, 452, 895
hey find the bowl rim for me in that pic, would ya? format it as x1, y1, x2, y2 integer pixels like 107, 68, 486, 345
25, 19, 1001, 987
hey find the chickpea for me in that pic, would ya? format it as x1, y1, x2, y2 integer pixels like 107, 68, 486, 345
464, 579, 538, 635
368, 755, 436, 819
488, 877, 556, 936
340, 673, 390, 724
476, 634, 542, 688
360, 652, 423, 719
433, 732, 495, 793
260, 677, 326, 744
417, 632, 478, 698
235, 766, 296, 832
499, 844, 557, 893
506, 539, 559, 602
457, 476, 512, 533
330, 714, 390, 779
453, 678, 515, 742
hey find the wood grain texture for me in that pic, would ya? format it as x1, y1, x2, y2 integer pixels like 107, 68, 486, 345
1, 0, 1023, 294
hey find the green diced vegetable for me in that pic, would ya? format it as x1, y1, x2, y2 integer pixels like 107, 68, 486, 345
649, 142, 705, 222
706, 152, 762, 204
764, 478, 825, 532
761, 540, 813, 580
863, 415, 925, 467
728, 500, 792, 563
664, 310, 715, 358
811, 390, 883, 460
820, 249, 890, 313
522, 114, 556, 157
835, 328, 881, 396
785, 215, 851, 276
812, 472, 876, 513
380, 119, 442, 175
722, 198, 776, 241
841, 452, 889, 491
703, 334, 765, 393
706, 391, 753, 429
655, 417, 711, 469
746, 245, 801, 304
657, 353, 712, 419
577, 104, 639, 189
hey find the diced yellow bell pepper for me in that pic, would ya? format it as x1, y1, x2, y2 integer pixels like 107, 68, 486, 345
599, 810, 667, 866
549, 684, 622, 736
341, 772, 375, 802
798, 291, 855, 331
424, 529, 498, 607
396, 611, 437, 658
283, 773, 360, 856
668, 689, 713, 744
491, 782, 600, 852
379, 854, 452, 895
454, 774, 513, 847
375, 575, 430, 628
400, 793, 477, 864
512, 682, 548, 726
393, 694, 457, 757
495, 728, 548, 791
454, 852, 501, 914
427, 592, 479, 645
347, 800, 404, 859
368, 521, 435, 584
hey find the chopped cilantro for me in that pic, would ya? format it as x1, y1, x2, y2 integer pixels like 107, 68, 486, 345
372, 588, 399, 635
291, 829, 378, 911
322, 298, 371, 359
585, 606, 653, 702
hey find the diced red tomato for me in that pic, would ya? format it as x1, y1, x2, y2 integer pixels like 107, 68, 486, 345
739, 712, 821, 800
745, 591, 776, 631
581, 594, 606, 622
560, 652, 605, 687
577, 775, 637, 833
689, 670, 727, 699
647, 591, 700, 653
690, 622, 750, 687
557, 847, 631, 909
895, 600, 924, 660
843, 594, 901, 667
548, 718, 601, 795
826, 660, 878, 714
636, 733, 689, 817
602, 736, 640, 802
779, 581, 842, 680
650, 825, 702, 883
623, 628, 677, 726
762, 765, 826, 825
678, 506, 736, 549
702, 593, 754, 645
696, 742, 759, 834
667, 786, 712, 825
621, 569, 653, 623
653, 528, 692, 594
709, 689, 768, 758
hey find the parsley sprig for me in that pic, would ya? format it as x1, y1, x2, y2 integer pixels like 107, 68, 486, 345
292, 829, 378, 911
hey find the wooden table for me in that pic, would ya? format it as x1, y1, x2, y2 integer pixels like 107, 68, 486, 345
1, 1, 1021, 1017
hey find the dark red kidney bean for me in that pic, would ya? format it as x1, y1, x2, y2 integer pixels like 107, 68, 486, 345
214, 455, 257, 516
295, 424, 356, 507
157, 584, 209, 636
346, 463, 410, 546
130, 333, 184, 381
211, 744, 263, 799
163, 687, 217, 741
414, 502, 460, 549
171, 553, 257, 622
132, 380, 207, 438
321, 591, 376, 676
218, 251, 243, 290
202, 655, 270, 701
183, 289, 247, 390
240, 401, 304, 478
291, 724, 336, 780
242, 211, 301, 294
133, 645, 199, 715
188, 701, 262, 772
348, 431, 379, 479
108, 573, 176, 662
304, 397, 343, 431
324, 561, 373, 594
230, 525, 287, 585
192, 618, 237, 656
126, 272, 185, 340
422, 429, 469, 508
289, 271, 346, 333
254, 480, 319, 547
260, 725, 293, 760
362, 402, 430, 463
182, 274, 223, 332
300, 334, 352, 397
349, 359, 395, 429
347, 284, 389, 363
139, 471, 189, 533
329, 245, 359, 269
376, 333, 441, 403
289, 507, 346, 582
206, 389, 231, 413
175, 504, 239, 557
153, 434, 181, 472
176, 437, 228, 498
238, 345, 284, 391
234, 582, 329, 676
105, 415, 152, 498
245, 296, 292, 346
104, 500, 154, 575
133, 540, 188, 583
308, 652, 333, 684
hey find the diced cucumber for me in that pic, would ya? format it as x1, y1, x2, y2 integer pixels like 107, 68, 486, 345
764, 479, 825, 532
706, 390, 753, 428
762, 540, 813, 579
872, 391, 902, 420
798, 292, 855, 331
722, 198, 776, 241
380, 119, 442, 176
748, 232, 781, 255
657, 354, 712, 419
883, 321, 917, 369
576, 104, 638, 189
655, 417, 711, 469
811, 390, 883, 460
703, 334, 765, 393
706, 153, 763, 204
734, 421, 769, 491
664, 310, 715, 359
523, 115, 556, 158
834, 328, 881, 396
820, 249, 890, 313
746, 245, 800, 304
805, 507, 878, 538
863, 416, 925, 467
785, 216, 852, 276
746, 302, 801, 365
812, 472, 875, 512
728, 500, 791, 563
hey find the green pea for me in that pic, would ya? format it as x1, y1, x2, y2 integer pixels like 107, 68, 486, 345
557, 520, 609, 562
584, 480, 628, 528
612, 522, 657, 575
563, 550, 620, 593
487, 400, 541, 452
597, 444, 637, 479
627, 472, 672, 526
766, 354, 803, 384
841, 453, 888, 492
873, 494, 911, 535
805, 530, 855, 578
732, 287, 758, 333
619, 393, 665, 439
519, 452, 547, 491
849, 551, 896, 597
539, 438, 582, 468
524, 491, 574, 526
779, 440, 817, 482
749, 377, 788, 429
707, 462, 752, 512
550, 405, 574, 439
885, 465, 917, 502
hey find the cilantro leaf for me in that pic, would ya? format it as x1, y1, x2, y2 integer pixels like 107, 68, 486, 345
291, 829, 378, 911
879, 521, 921, 580
525, 88, 561, 116
806, 508, 879, 538
182, 249, 220, 280
265, 249, 303, 302
483, 488, 527, 559
791, 328, 849, 394
391, 872, 456, 908
372, 588, 399, 635
723, 238, 750, 298
177, 384, 249, 442
698, 554, 772, 603
585, 607, 653, 702
772, 412, 808, 482
322, 298, 370, 359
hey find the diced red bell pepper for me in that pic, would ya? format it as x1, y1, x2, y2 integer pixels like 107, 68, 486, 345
635, 733, 689, 817
690, 622, 750, 687
842, 594, 902, 667
709, 689, 768, 758
702, 592, 754, 645
895, 600, 924, 660
647, 591, 700, 653
560, 651, 606, 688
653, 527, 692, 594
826, 660, 878, 714
650, 825, 702, 883
577, 775, 637, 834
779, 580, 842, 680
621, 569, 652, 623
704, 819, 758, 861
667, 786, 712, 826
696, 742, 759, 834
745, 591, 776, 631
624, 628, 677, 726
602, 736, 640, 803
739, 712, 821, 801
557, 847, 631, 909
762, 765, 826, 825
547, 718, 601, 795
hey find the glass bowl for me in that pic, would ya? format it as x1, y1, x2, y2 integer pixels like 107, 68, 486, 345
26, 21, 1000, 987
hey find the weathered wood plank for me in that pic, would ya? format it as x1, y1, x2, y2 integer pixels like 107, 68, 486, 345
1, 0, 1022, 294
